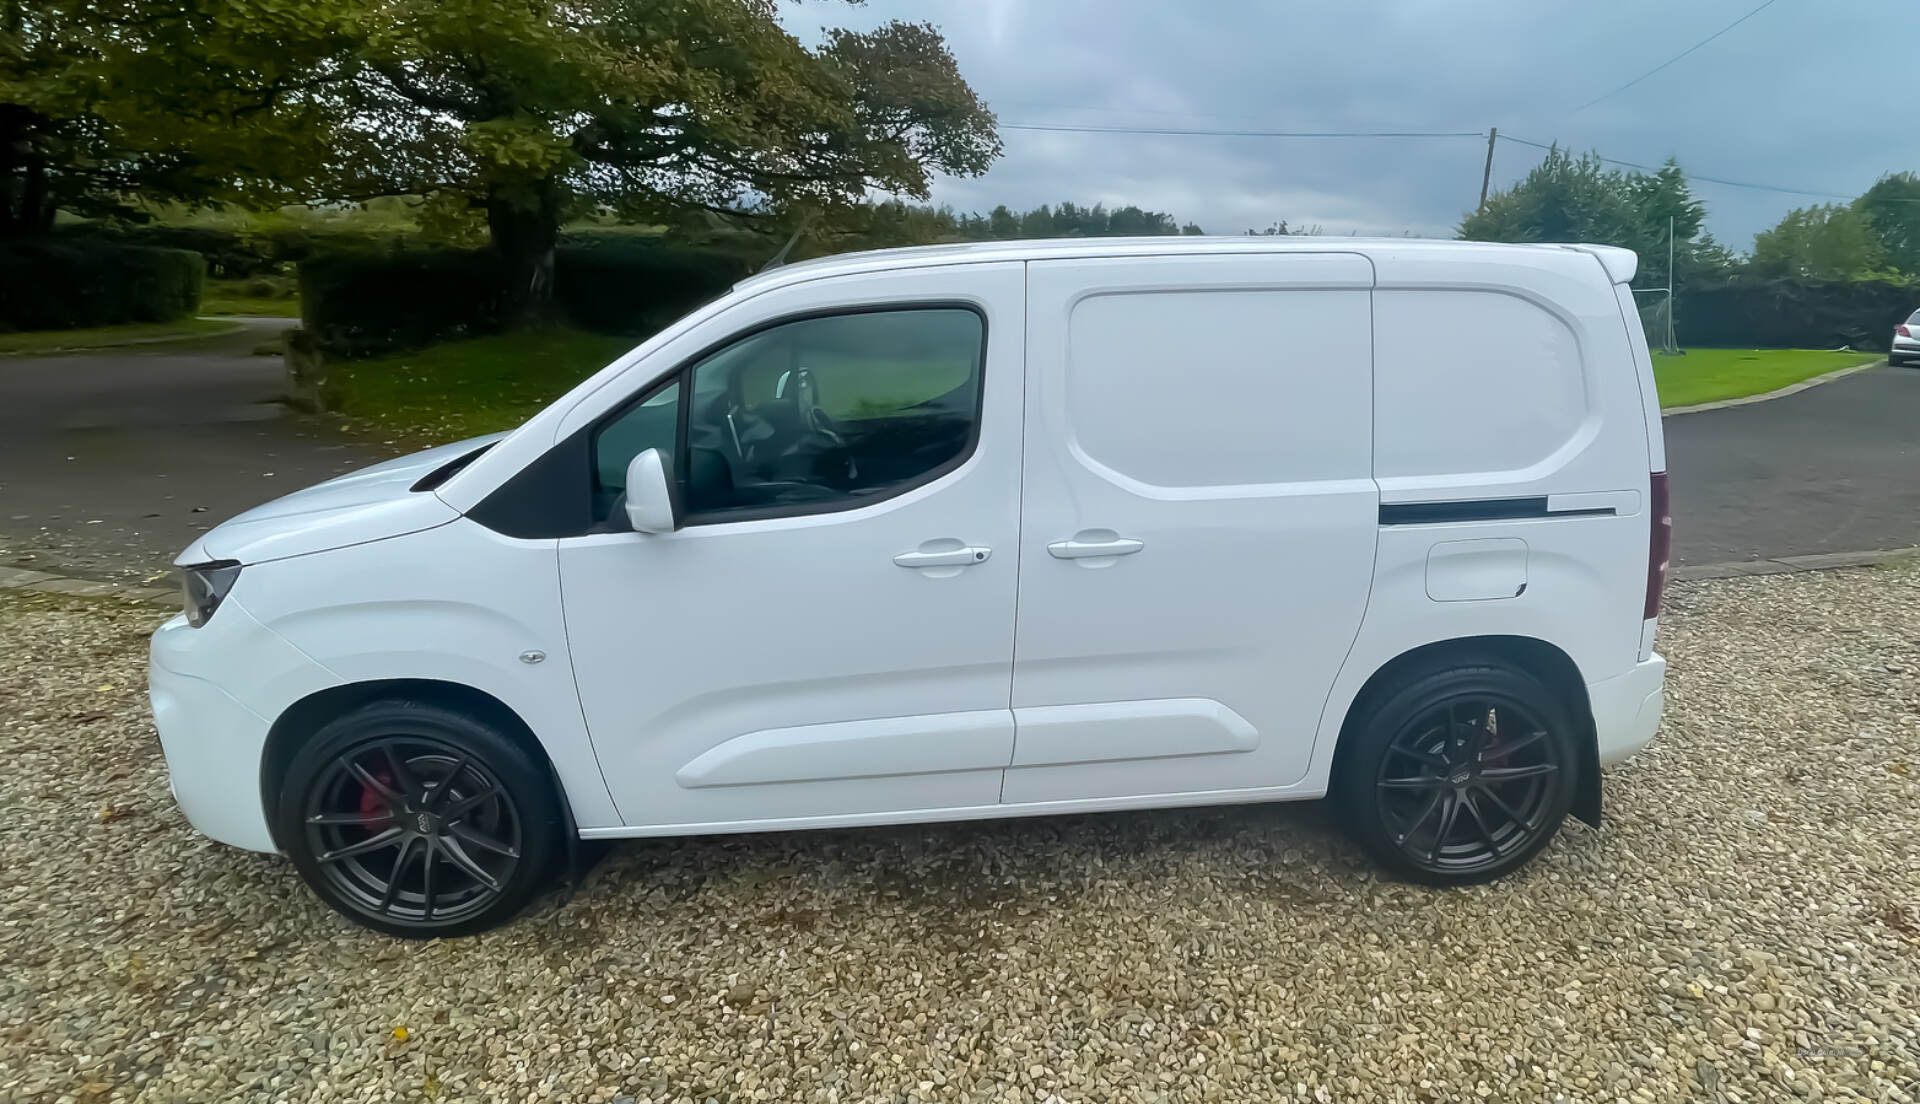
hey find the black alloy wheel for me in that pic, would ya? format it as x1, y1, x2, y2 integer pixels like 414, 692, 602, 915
279, 700, 562, 937
1333, 660, 1578, 885
1374, 695, 1560, 875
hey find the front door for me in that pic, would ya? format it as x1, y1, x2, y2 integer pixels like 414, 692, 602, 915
1005, 252, 1379, 805
558, 263, 1025, 831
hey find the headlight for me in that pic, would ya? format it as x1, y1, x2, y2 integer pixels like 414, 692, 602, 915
180, 561, 243, 627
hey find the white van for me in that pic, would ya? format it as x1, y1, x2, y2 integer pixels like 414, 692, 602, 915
150, 238, 1670, 936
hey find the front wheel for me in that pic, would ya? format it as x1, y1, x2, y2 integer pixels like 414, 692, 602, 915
1331, 660, 1579, 885
277, 700, 564, 938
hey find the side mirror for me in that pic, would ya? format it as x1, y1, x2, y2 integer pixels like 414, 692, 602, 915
623, 448, 680, 534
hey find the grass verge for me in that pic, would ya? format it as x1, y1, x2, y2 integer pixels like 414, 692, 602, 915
202, 277, 300, 317
0, 317, 239, 356
1654, 348, 1880, 409
325, 326, 633, 442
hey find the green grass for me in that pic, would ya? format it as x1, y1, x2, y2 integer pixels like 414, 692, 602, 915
0, 317, 239, 356
201, 276, 301, 318
326, 326, 633, 442
1653, 348, 1881, 409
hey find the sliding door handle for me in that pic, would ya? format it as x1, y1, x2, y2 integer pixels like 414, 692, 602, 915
1047, 535, 1144, 559
894, 545, 991, 568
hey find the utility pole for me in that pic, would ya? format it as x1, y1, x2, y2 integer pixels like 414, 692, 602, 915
1667, 215, 1677, 352
1479, 127, 1498, 209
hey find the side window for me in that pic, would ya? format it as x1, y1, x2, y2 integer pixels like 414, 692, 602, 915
679, 308, 983, 519
1373, 289, 1587, 479
1064, 288, 1372, 487
591, 380, 680, 518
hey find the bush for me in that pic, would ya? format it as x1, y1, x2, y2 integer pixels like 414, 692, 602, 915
300, 238, 750, 355
299, 248, 507, 357
0, 241, 205, 331
1679, 276, 1920, 351
553, 239, 747, 335
57, 224, 417, 278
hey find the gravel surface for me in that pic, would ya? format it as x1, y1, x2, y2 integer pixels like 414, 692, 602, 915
3, 567, 1919, 1104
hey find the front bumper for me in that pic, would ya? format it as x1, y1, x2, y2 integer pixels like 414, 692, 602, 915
149, 598, 340, 852
1587, 653, 1666, 767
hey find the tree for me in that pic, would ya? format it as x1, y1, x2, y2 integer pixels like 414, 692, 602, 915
1460, 148, 1730, 291
1107, 205, 1177, 235
1750, 204, 1889, 281
1854, 171, 1920, 278
1019, 204, 1055, 238
329, 2, 998, 319
986, 204, 1018, 238
0, 0, 344, 238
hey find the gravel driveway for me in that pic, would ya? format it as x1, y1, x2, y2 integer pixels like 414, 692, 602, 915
3, 568, 1919, 1104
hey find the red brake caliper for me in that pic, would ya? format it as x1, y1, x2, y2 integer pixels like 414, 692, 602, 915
358, 772, 393, 822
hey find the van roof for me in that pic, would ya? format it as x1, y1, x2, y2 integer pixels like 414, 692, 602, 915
735, 236, 1639, 293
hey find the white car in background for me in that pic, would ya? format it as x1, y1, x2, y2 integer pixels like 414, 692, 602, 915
150, 237, 1671, 937
1892, 309, 1920, 366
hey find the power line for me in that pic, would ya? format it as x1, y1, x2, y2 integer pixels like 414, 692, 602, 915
1000, 122, 1484, 139
1497, 132, 1901, 202
995, 117, 1920, 207
1570, 0, 1785, 113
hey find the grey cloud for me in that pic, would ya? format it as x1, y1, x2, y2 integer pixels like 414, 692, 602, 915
785, 0, 1912, 249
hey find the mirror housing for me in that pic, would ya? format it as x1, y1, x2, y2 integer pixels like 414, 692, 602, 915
623, 448, 680, 534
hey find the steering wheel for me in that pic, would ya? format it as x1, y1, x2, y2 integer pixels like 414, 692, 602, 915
792, 368, 857, 483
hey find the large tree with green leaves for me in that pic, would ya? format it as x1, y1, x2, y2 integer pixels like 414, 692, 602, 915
1749, 203, 1890, 281
1459, 148, 1730, 289
1854, 171, 1920, 278
333, 0, 999, 318
1, 0, 347, 238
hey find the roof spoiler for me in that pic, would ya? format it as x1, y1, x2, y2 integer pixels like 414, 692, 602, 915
1565, 244, 1638, 284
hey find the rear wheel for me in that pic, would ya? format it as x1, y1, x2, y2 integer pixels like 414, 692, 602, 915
277, 700, 563, 938
1332, 659, 1579, 885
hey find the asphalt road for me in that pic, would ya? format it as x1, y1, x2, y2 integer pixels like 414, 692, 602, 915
1, 328, 1915, 578
0, 319, 382, 581
1665, 364, 1920, 567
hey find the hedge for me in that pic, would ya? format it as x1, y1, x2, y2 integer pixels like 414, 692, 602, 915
300, 248, 508, 357
553, 239, 748, 335
1677, 276, 1920, 351
58, 224, 415, 279
300, 239, 749, 355
0, 241, 205, 331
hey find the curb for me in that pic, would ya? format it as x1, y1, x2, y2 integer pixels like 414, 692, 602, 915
1674, 546, 1918, 581
0, 319, 247, 359
1661, 357, 1885, 417
0, 565, 177, 607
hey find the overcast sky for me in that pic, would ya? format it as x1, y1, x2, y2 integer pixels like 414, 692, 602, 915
780, 0, 1911, 251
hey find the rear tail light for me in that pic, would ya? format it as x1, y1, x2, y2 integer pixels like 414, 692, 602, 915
1644, 472, 1671, 619
1899, 324, 1913, 338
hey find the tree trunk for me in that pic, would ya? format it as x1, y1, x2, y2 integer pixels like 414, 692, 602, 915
486, 180, 561, 326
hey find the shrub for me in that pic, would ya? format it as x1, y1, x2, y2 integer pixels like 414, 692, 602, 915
299, 238, 750, 355
299, 248, 507, 357
554, 239, 747, 335
1678, 276, 1920, 351
0, 241, 205, 331
56, 224, 417, 278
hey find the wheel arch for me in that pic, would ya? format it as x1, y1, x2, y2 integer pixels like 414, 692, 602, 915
1329, 635, 1602, 827
260, 679, 579, 851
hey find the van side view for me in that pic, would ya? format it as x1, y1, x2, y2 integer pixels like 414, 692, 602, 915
149, 238, 1670, 937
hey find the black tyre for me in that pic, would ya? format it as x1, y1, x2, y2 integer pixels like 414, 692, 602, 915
1331, 658, 1579, 886
276, 699, 564, 938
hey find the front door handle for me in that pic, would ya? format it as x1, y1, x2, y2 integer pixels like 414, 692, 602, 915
1047, 535, 1145, 559
894, 545, 991, 568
